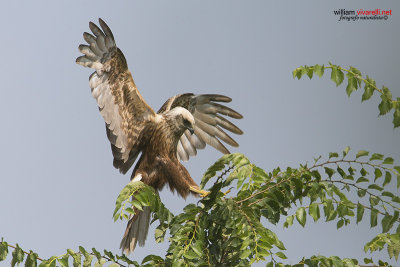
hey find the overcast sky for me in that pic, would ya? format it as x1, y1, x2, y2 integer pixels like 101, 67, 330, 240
0, 1, 399, 266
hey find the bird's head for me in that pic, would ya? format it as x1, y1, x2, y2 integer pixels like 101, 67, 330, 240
166, 107, 195, 135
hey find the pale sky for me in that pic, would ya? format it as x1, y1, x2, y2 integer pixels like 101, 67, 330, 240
0, 1, 399, 266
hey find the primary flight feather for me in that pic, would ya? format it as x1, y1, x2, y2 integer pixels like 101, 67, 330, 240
76, 18, 243, 254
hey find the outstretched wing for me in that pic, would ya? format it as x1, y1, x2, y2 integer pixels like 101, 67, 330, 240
158, 94, 243, 161
76, 18, 156, 173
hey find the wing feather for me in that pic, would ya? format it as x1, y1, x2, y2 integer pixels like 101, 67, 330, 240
195, 119, 238, 147
214, 114, 243, 135
78, 44, 98, 60
194, 126, 230, 154
197, 103, 242, 119
96, 35, 107, 52
180, 131, 197, 157
177, 141, 189, 161
77, 18, 156, 172
158, 94, 242, 161
186, 130, 206, 149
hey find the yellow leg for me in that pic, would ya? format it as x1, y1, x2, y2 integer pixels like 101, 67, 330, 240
223, 189, 231, 196
189, 186, 210, 197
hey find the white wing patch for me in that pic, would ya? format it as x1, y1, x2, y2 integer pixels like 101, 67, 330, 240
89, 72, 130, 161
77, 20, 136, 163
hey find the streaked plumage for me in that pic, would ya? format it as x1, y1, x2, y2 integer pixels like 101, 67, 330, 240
76, 18, 243, 254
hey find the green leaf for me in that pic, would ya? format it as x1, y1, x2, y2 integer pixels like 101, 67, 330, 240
364, 258, 373, 264
309, 203, 320, 222
342, 146, 350, 158
368, 184, 383, 191
396, 166, 400, 189
300, 67, 308, 80
25, 252, 38, 267
79, 247, 93, 267
393, 106, 400, 128
357, 189, 366, 197
103, 250, 115, 261
382, 214, 393, 233
360, 168, 368, 176
314, 64, 324, 78
347, 166, 355, 175
306, 67, 313, 79
11, 244, 24, 267
283, 215, 294, 228
356, 150, 369, 158
349, 66, 361, 79
293, 68, 303, 79
393, 196, 400, 204
356, 177, 368, 183
383, 171, 392, 187
336, 167, 346, 178
382, 157, 394, 165
58, 255, 70, 267
142, 255, 164, 265
374, 168, 382, 181
119, 257, 137, 267
361, 80, 374, 102
240, 249, 251, 259
378, 98, 392, 116
370, 153, 384, 161
0, 242, 8, 261
91, 248, 101, 262
275, 252, 287, 259
382, 191, 394, 198
331, 66, 344, 86
370, 209, 378, 228
324, 167, 335, 179
191, 242, 202, 257
329, 152, 339, 159
336, 219, 344, 229
369, 195, 380, 206
183, 250, 199, 260
356, 203, 364, 224
390, 211, 400, 231
67, 249, 81, 267
296, 207, 306, 227
344, 175, 354, 181
346, 76, 357, 97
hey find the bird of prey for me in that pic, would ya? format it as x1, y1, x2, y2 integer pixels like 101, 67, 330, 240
76, 18, 243, 254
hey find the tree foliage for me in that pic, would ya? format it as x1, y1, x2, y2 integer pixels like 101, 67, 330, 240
1, 64, 399, 266
292, 63, 400, 128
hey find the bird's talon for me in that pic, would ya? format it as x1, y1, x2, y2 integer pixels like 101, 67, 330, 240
223, 189, 231, 196
189, 186, 210, 198
199, 190, 210, 198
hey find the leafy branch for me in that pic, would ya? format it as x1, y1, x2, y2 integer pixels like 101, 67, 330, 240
196, 150, 400, 265
293, 63, 400, 128
110, 150, 399, 266
2, 149, 398, 266
0, 239, 138, 267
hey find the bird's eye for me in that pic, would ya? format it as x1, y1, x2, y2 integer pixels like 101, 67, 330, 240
183, 118, 190, 125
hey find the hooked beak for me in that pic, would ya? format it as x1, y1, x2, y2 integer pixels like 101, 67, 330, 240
188, 127, 195, 135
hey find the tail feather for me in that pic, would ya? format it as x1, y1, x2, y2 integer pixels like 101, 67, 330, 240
120, 206, 151, 254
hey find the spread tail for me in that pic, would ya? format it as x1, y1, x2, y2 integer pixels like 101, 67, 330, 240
119, 206, 151, 254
